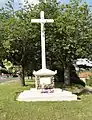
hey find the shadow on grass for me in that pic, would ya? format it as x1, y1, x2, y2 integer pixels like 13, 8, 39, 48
54, 82, 89, 99
25, 79, 35, 88
74, 89, 92, 96
14, 80, 35, 101
15, 92, 21, 101
54, 82, 64, 89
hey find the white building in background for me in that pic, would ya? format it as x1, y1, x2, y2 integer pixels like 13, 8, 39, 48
76, 58, 92, 67
73, 58, 92, 71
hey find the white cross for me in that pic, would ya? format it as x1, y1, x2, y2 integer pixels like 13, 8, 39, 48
31, 11, 54, 69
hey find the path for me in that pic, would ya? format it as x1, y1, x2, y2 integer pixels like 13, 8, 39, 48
0, 76, 19, 83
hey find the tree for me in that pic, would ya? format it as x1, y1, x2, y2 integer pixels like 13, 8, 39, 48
48, 0, 91, 85
0, 0, 15, 64
0, 9, 8, 63
25, 0, 92, 85
3, 1, 42, 86
40, 0, 90, 84
1, 0, 92, 86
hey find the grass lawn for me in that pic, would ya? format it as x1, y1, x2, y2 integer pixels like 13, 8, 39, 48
0, 80, 92, 120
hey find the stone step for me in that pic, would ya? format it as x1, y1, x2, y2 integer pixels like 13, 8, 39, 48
17, 88, 77, 102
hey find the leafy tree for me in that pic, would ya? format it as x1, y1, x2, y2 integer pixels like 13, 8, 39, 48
0, 9, 7, 63
51, 0, 91, 85
1, 0, 92, 86
24, 0, 92, 85
3, 1, 42, 86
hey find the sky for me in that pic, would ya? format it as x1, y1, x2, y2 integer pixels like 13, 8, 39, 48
0, 0, 92, 9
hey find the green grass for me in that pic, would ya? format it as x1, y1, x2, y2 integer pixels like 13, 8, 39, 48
0, 80, 92, 120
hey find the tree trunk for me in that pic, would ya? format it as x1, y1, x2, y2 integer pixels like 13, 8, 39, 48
64, 65, 70, 85
20, 65, 25, 86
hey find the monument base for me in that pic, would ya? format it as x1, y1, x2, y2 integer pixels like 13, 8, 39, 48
33, 68, 57, 89
17, 88, 77, 102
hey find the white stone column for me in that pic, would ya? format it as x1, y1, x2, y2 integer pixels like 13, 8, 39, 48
31, 11, 54, 70
41, 11, 46, 69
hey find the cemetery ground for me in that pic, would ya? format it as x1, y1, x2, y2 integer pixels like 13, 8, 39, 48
0, 79, 92, 120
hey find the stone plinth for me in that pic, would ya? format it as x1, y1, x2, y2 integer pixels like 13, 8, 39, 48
33, 69, 57, 89
17, 88, 77, 101
33, 69, 57, 76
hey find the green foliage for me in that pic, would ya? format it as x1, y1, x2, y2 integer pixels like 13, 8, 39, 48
3, 59, 13, 70
53, 0, 90, 65
0, 0, 92, 85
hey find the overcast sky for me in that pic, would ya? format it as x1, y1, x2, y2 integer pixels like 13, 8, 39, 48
0, 0, 92, 9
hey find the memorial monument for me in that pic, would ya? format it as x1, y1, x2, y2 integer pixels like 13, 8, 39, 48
31, 11, 57, 90
17, 1, 77, 101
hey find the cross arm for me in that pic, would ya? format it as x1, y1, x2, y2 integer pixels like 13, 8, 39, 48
31, 19, 54, 23
44, 19, 54, 23
31, 19, 40, 23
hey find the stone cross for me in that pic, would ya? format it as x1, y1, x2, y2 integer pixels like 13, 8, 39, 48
31, 11, 54, 69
